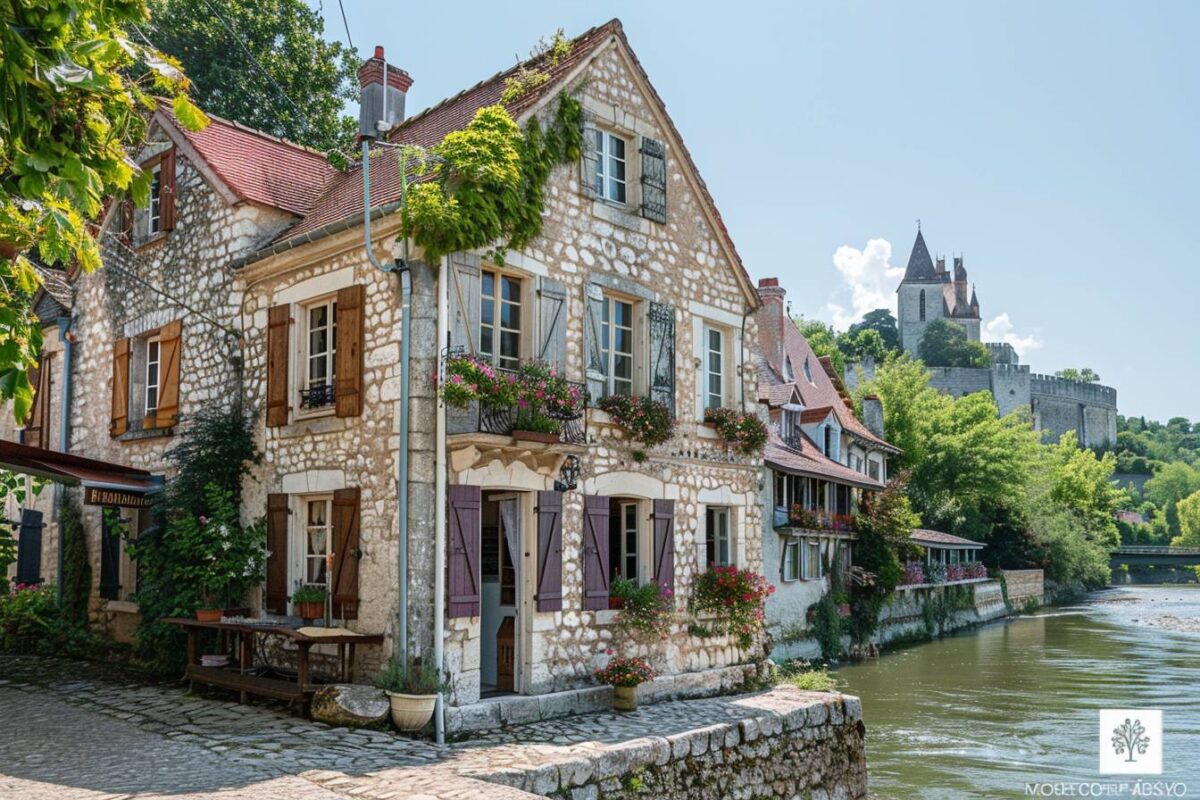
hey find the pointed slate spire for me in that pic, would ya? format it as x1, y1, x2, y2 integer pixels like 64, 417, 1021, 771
970, 284, 980, 313
902, 227, 938, 281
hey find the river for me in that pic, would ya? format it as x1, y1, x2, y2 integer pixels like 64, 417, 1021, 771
835, 584, 1200, 798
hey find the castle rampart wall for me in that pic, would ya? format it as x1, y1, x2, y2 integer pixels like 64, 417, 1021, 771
1029, 375, 1117, 448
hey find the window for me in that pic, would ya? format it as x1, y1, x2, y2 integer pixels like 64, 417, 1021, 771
600, 294, 634, 396
302, 298, 337, 408
802, 539, 822, 580
481, 270, 522, 370
144, 337, 161, 416
782, 539, 800, 582
147, 163, 163, 236
823, 426, 833, 457
301, 497, 332, 589
868, 459, 881, 481
705, 506, 733, 568
593, 130, 627, 203
782, 408, 800, 442
802, 356, 813, 383
783, 356, 795, 382
609, 500, 641, 583
919, 289, 927, 322
704, 326, 725, 410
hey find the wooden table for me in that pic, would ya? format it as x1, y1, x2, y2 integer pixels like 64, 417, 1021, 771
162, 617, 383, 712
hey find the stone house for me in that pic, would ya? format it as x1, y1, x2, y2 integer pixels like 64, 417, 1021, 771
753, 278, 899, 660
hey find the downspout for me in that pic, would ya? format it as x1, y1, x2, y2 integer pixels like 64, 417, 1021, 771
54, 316, 73, 604
362, 139, 412, 665
433, 252, 448, 745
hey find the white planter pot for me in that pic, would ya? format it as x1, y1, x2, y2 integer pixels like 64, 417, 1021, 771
385, 691, 437, 732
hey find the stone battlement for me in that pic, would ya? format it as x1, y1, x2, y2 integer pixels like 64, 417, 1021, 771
1030, 374, 1117, 407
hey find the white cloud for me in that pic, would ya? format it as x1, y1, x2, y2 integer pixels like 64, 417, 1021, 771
824, 238, 904, 330
983, 313, 1043, 357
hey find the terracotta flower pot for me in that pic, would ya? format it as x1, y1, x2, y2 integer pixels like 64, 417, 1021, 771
195, 608, 223, 622
513, 429, 560, 444
613, 685, 638, 712
608, 596, 624, 610
386, 691, 438, 731
296, 601, 325, 620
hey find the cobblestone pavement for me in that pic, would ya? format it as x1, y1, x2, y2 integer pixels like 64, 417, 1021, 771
0, 654, 849, 799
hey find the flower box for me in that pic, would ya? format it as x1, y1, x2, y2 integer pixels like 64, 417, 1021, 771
513, 429, 559, 444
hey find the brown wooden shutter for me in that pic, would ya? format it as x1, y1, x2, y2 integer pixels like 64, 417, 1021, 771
535, 490, 563, 612
155, 319, 182, 429
652, 499, 676, 592
110, 337, 130, 437
331, 487, 361, 619
448, 484, 481, 618
23, 354, 52, 448
266, 304, 290, 427
265, 494, 290, 614
335, 284, 364, 418
160, 149, 177, 231
119, 200, 134, 247
582, 495, 611, 611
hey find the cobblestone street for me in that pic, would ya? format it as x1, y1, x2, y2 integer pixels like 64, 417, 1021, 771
0, 654, 861, 799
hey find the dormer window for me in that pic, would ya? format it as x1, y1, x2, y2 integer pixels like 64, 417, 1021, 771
802, 356, 813, 383
783, 356, 794, 381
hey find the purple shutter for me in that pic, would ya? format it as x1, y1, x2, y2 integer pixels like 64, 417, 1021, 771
535, 491, 563, 612
582, 495, 611, 611
652, 499, 676, 592
448, 484, 481, 618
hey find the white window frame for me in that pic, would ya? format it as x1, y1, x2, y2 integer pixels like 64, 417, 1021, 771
300, 295, 337, 412
480, 268, 523, 371
782, 538, 800, 582
293, 494, 333, 604
593, 129, 628, 204
144, 336, 161, 417
704, 506, 734, 568
617, 500, 640, 583
703, 324, 726, 411
147, 163, 163, 236
801, 538, 823, 581
600, 293, 636, 397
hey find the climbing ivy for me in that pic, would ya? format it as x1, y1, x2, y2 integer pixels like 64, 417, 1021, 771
400, 92, 583, 264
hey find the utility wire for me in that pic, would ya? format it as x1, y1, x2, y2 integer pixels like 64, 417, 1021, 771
336, 0, 355, 50
196, 0, 312, 134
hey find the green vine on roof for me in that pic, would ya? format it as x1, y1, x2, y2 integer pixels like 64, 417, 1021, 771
501, 29, 573, 104
399, 91, 582, 264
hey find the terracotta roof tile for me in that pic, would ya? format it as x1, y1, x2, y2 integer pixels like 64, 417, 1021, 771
160, 104, 337, 216
764, 431, 885, 491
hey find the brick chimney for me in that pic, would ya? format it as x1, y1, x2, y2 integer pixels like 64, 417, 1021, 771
755, 278, 787, 375
358, 45, 413, 139
862, 394, 885, 439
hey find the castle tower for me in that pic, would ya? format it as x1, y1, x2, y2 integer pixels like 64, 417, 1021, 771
896, 227, 946, 355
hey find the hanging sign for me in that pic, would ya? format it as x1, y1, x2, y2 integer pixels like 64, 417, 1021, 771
84, 486, 153, 509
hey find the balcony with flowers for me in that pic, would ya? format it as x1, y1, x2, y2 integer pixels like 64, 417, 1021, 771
784, 505, 860, 534
898, 560, 989, 589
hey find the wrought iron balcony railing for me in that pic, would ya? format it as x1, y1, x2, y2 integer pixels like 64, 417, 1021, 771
300, 382, 336, 409
445, 363, 588, 445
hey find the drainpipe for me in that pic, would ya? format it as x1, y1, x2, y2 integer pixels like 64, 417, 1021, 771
433, 252, 448, 744
54, 317, 73, 604
361, 139, 412, 664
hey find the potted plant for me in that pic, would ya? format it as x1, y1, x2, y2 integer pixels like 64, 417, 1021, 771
595, 652, 654, 711
512, 361, 580, 442
596, 394, 675, 448
610, 577, 672, 641
512, 408, 562, 443
703, 407, 769, 456
292, 585, 326, 620
373, 656, 446, 732
689, 565, 775, 649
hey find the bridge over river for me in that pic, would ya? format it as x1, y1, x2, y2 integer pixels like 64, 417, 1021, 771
1110, 544, 1200, 567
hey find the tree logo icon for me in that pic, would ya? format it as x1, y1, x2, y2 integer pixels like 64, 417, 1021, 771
1099, 709, 1162, 775
1111, 718, 1150, 763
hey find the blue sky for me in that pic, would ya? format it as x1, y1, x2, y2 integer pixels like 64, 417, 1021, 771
317, 1, 1197, 422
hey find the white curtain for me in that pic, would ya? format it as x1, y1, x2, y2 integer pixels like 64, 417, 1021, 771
499, 498, 521, 603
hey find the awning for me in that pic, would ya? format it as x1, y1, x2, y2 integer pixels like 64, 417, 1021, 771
0, 439, 155, 494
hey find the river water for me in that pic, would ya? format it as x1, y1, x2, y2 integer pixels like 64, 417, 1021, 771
835, 585, 1200, 798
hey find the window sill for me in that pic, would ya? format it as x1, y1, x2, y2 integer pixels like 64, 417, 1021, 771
135, 232, 168, 252
590, 199, 649, 233
119, 426, 174, 443
695, 424, 719, 440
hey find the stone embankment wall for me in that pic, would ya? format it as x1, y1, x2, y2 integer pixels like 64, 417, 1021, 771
876, 578, 1008, 646
1000, 569, 1045, 608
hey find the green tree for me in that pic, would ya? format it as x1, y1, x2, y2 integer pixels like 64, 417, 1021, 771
847, 308, 900, 353
852, 354, 946, 472
1043, 432, 1122, 551
146, 0, 360, 150
1055, 367, 1101, 383
917, 319, 991, 368
838, 328, 889, 363
845, 475, 919, 644
1144, 461, 1200, 537
1, 0, 204, 422
795, 316, 844, 375
1173, 490, 1200, 549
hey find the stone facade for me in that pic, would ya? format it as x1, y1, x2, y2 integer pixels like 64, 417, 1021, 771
1000, 569, 1045, 608
876, 579, 1008, 645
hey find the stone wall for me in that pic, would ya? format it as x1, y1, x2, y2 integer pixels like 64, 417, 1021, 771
1000, 569, 1044, 608
876, 579, 1008, 646
1030, 374, 1117, 448
925, 364, 1032, 418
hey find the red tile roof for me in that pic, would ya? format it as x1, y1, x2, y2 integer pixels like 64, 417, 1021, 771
267, 18, 757, 305
159, 105, 337, 216
910, 529, 985, 547
799, 406, 836, 425
764, 431, 885, 491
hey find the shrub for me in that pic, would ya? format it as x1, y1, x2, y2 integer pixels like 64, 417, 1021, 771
597, 394, 675, 447
782, 666, 838, 692
374, 657, 446, 695
690, 565, 775, 649
704, 407, 768, 455
611, 577, 672, 640
594, 652, 655, 687
291, 585, 327, 604
0, 583, 124, 661
809, 592, 843, 661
